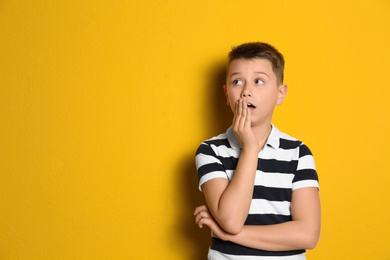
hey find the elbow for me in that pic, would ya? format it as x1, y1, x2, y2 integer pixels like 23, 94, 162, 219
305, 237, 318, 250
220, 219, 244, 235
298, 219, 320, 250
303, 231, 320, 250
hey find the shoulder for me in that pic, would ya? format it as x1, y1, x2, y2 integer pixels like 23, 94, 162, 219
196, 132, 231, 155
278, 131, 302, 149
276, 127, 311, 151
273, 126, 314, 159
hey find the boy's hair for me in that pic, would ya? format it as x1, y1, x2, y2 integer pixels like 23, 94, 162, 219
228, 42, 285, 85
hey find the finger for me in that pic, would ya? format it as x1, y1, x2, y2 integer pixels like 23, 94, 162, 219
197, 216, 208, 229
245, 106, 251, 126
232, 100, 241, 128
193, 205, 208, 215
193, 206, 202, 216
198, 218, 204, 228
195, 210, 212, 224
240, 100, 247, 128
235, 99, 245, 130
237, 99, 243, 118
242, 100, 247, 116
195, 212, 204, 224
197, 217, 213, 229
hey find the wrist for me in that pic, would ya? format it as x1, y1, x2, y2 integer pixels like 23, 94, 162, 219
241, 146, 260, 154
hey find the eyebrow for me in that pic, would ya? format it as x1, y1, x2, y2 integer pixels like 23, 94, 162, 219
255, 72, 270, 78
230, 72, 270, 78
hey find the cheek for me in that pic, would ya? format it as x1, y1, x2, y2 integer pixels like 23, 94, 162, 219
229, 102, 236, 114
225, 92, 236, 107
260, 93, 279, 109
227, 90, 240, 103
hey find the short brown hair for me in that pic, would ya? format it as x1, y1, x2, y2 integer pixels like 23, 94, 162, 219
228, 42, 285, 85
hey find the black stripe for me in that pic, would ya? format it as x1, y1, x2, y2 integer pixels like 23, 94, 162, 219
259, 159, 298, 173
196, 144, 216, 157
279, 139, 302, 149
219, 156, 238, 169
197, 163, 225, 180
197, 141, 300, 174
245, 214, 291, 225
293, 169, 318, 182
216, 156, 298, 173
253, 185, 291, 201
211, 237, 305, 256
203, 138, 231, 148
299, 144, 313, 157
197, 155, 298, 177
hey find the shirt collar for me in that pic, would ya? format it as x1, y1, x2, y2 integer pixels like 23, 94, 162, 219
226, 124, 280, 150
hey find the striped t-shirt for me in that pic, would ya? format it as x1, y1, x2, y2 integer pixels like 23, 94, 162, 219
195, 125, 319, 259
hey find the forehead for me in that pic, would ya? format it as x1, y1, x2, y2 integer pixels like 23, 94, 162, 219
228, 58, 274, 77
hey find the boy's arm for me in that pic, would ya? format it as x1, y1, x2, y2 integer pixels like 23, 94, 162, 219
195, 187, 321, 251
201, 99, 261, 235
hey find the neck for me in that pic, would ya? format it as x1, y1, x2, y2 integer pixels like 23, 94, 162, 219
251, 122, 273, 150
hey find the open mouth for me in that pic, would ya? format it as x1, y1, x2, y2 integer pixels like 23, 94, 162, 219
247, 103, 256, 109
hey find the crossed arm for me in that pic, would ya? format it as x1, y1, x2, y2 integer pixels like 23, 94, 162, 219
193, 99, 321, 251
194, 186, 321, 251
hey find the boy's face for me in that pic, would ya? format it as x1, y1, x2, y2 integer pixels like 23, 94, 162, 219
224, 58, 287, 127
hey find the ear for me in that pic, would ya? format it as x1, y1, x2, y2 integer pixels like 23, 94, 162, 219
223, 85, 230, 106
276, 84, 287, 106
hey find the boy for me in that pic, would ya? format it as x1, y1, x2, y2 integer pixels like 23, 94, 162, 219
194, 42, 320, 260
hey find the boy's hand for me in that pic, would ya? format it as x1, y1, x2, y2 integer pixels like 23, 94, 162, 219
232, 99, 260, 152
194, 205, 229, 241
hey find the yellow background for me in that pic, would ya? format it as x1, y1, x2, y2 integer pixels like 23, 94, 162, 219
1, 0, 389, 259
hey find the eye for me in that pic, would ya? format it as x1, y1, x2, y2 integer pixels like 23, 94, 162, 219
232, 79, 243, 85
255, 79, 265, 85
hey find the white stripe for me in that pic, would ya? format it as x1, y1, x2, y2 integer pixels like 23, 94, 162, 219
208, 133, 227, 141
225, 170, 234, 180
208, 248, 306, 259
249, 199, 291, 215
260, 148, 298, 161
297, 155, 316, 170
195, 153, 222, 168
292, 180, 319, 191
210, 144, 241, 158
255, 171, 294, 189
198, 172, 228, 191
206, 144, 299, 162
279, 132, 298, 141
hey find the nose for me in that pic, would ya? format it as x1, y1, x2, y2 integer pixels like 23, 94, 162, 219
241, 86, 252, 98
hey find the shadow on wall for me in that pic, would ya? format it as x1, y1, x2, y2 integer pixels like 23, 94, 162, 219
206, 60, 232, 135
174, 60, 232, 259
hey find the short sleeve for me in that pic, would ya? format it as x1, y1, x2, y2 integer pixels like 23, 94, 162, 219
195, 143, 229, 191
292, 143, 319, 191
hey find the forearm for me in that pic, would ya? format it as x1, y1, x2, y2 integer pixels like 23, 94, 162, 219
204, 100, 265, 234
224, 220, 320, 251
213, 148, 258, 233
221, 188, 321, 250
